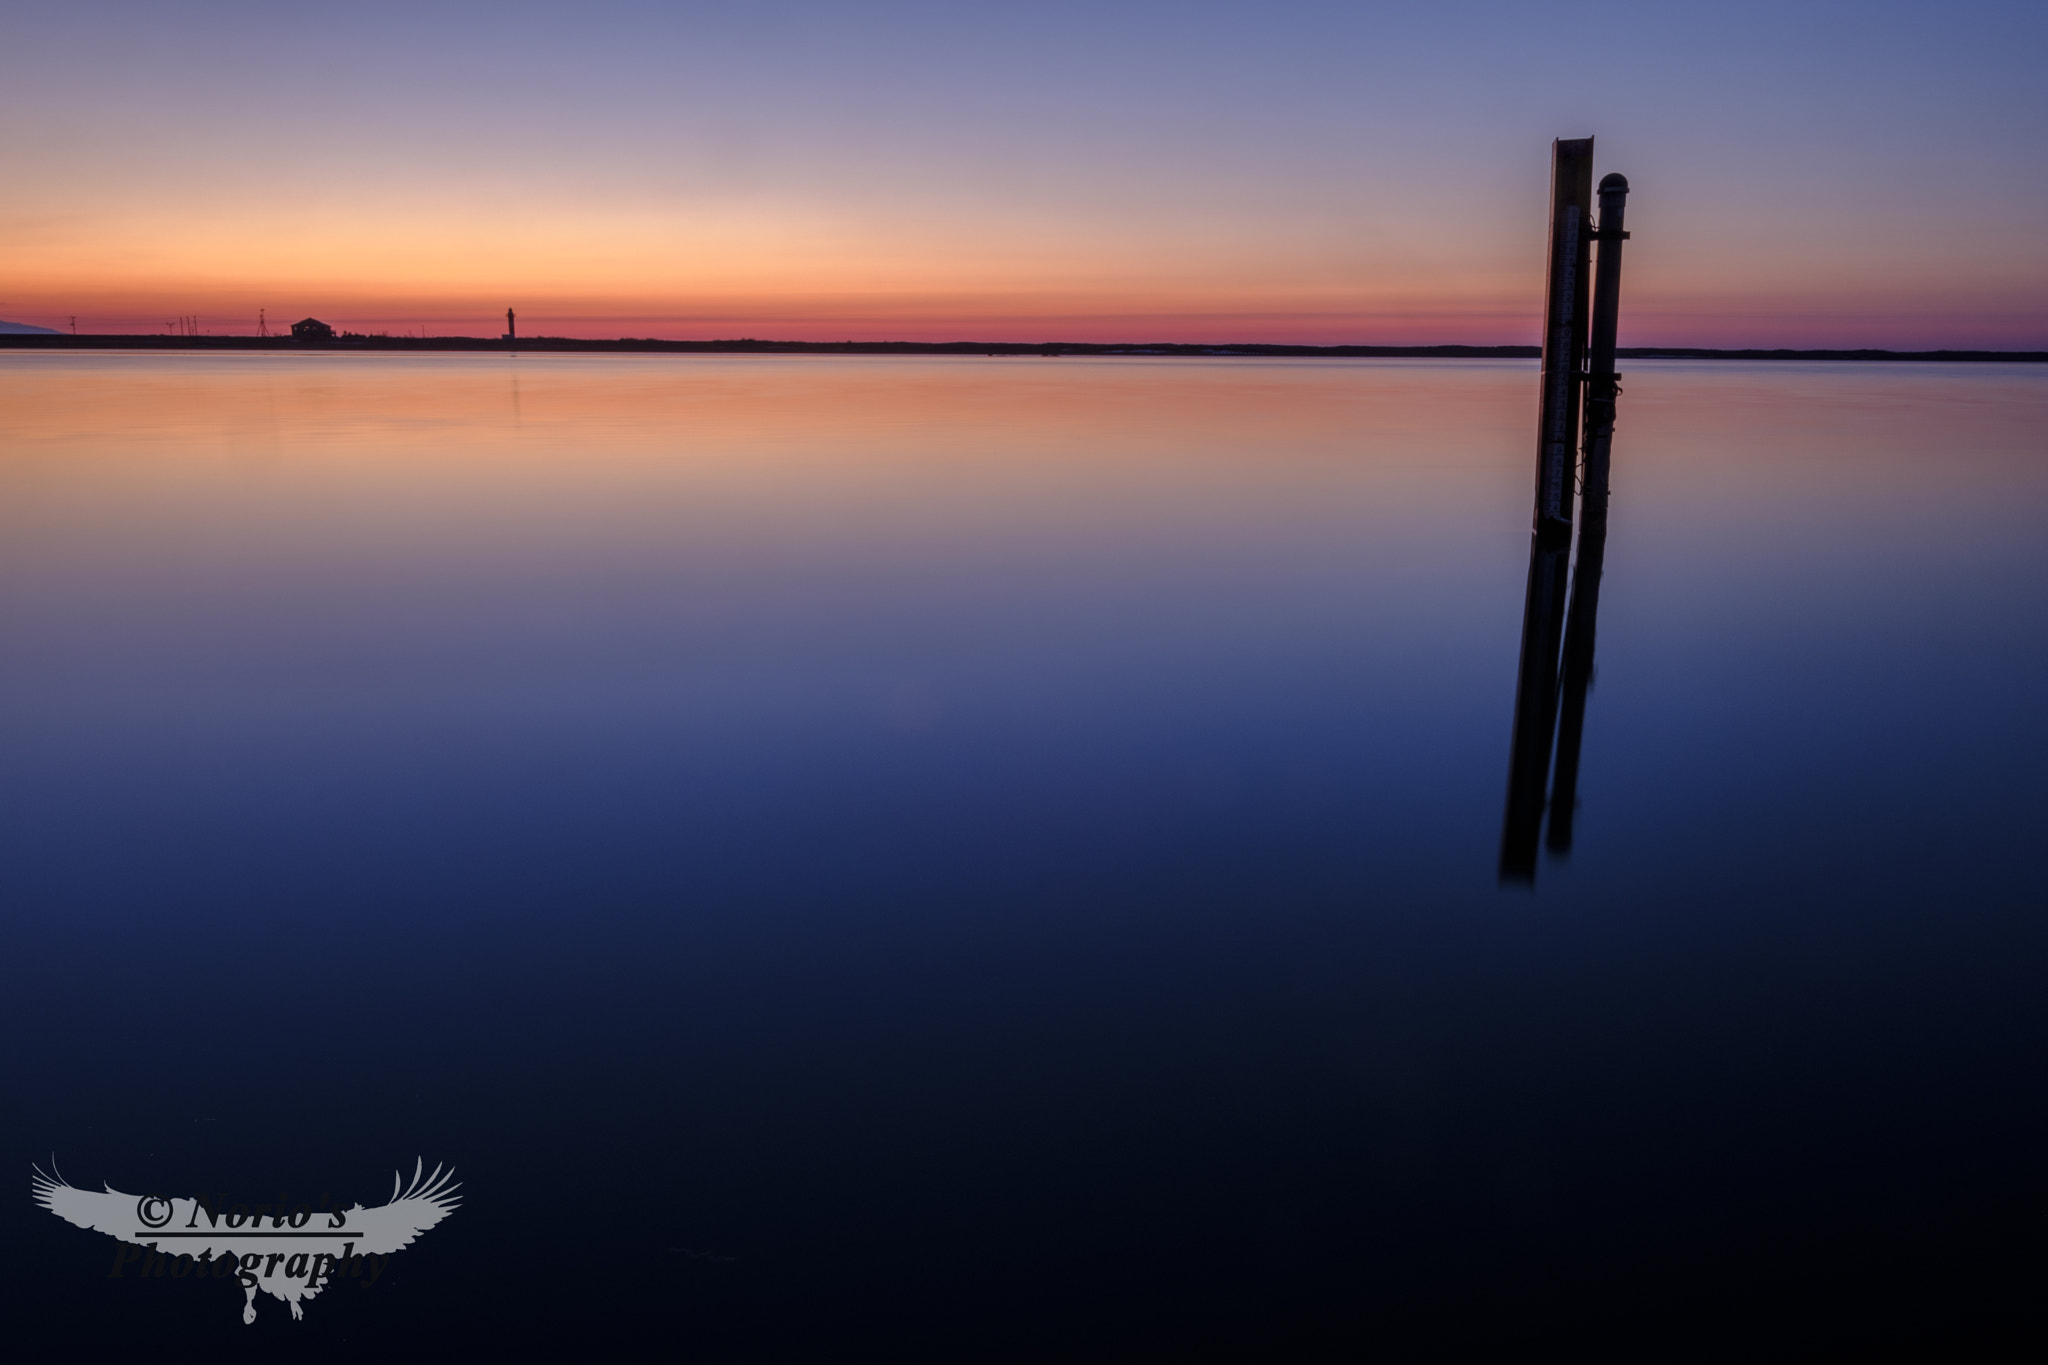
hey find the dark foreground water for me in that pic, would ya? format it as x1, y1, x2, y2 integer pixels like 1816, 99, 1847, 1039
4, 353, 2044, 1360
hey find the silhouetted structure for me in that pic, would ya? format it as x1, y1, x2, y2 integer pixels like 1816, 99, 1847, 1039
1547, 173, 1631, 857
503, 308, 516, 342
1500, 146, 1630, 883
291, 317, 334, 341
1531, 139, 1594, 547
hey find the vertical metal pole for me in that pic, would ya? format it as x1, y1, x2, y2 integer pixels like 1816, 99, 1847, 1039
1546, 174, 1628, 857
1531, 139, 1594, 546
1576, 174, 1628, 539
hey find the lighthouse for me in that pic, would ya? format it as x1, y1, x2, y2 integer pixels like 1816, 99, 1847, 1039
502, 308, 516, 342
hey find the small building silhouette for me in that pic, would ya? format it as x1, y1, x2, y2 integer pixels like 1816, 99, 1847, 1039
291, 317, 334, 341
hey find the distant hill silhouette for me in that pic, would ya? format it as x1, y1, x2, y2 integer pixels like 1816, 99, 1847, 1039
0, 319, 61, 334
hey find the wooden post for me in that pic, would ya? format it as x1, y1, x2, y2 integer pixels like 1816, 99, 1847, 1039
1501, 138, 1592, 882
1531, 138, 1594, 546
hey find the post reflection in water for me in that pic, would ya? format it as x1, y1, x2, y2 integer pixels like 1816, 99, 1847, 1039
1499, 535, 1573, 880
1545, 499, 1606, 856
1497, 485, 1610, 881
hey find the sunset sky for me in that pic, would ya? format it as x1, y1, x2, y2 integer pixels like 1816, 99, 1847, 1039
3, 0, 2043, 346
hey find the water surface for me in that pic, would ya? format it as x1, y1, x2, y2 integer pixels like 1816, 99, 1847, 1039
5, 353, 2045, 1358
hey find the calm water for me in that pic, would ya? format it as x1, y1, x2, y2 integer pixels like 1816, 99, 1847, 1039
6, 353, 2046, 1359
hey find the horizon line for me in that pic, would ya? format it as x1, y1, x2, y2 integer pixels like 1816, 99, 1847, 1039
3, 335, 2045, 362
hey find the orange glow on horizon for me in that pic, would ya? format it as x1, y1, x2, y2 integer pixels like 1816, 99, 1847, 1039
6, 184, 2043, 349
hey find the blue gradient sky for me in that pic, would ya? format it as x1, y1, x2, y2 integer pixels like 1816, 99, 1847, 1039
2, 1, 2043, 344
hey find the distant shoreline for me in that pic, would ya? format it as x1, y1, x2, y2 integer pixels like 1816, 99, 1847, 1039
2, 335, 2042, 363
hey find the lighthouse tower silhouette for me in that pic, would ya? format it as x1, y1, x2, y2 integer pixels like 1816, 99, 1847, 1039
502, 308, 516, 342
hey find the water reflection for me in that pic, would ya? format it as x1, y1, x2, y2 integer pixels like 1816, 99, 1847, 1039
1499, 535, 1571, 879
1498, 485, 1608, 881
5, 352, 2048, 1356
1546, 499, 1606, 856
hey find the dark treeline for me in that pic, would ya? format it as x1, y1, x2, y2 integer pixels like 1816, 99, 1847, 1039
3, 335, 2042, 362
